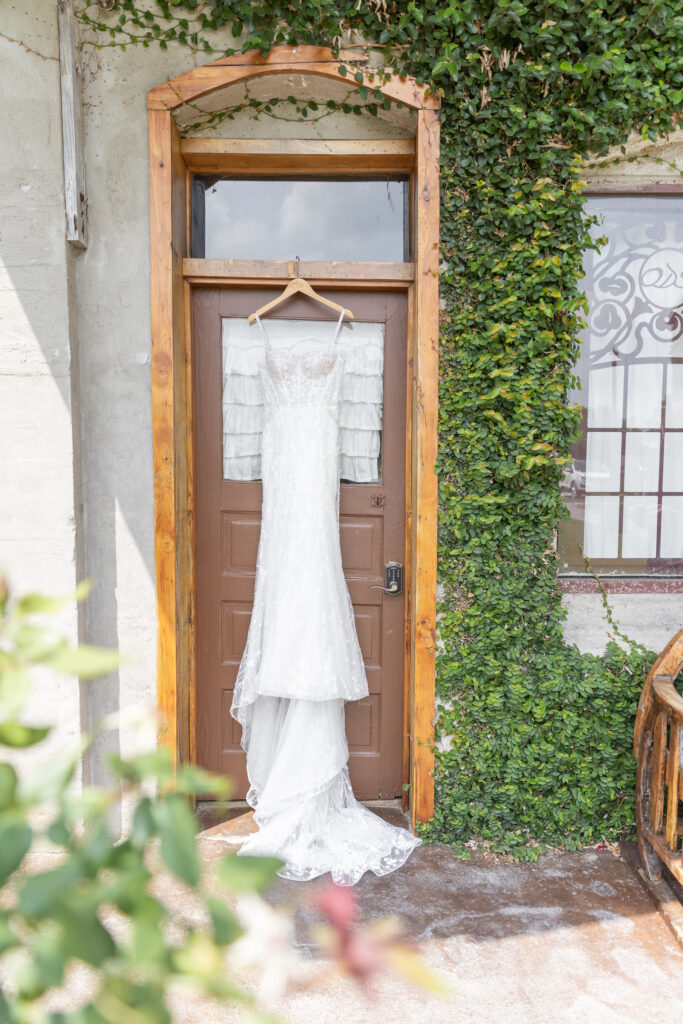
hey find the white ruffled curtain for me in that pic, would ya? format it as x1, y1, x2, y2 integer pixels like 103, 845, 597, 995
222, 318, 384, 483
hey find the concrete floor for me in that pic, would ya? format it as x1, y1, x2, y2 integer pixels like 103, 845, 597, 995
7, 806, 683, 1023
190, 805, 683, 1024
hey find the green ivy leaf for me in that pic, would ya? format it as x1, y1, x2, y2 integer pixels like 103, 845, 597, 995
174, 763, 232, 798
54, 900, 116, 966
152, 796, 200, 886
19, 861, 82, 918
0, 913, 17, 956
0, 764, 17, 810
0, 811, 32, 884
18, 742, 83, 804
0, 722, 49, 748
207, 897, 243, 945
217, 853, 283, 893
16, 580, 92, 616
0, 663, 31, 717
42, 642, 120, 679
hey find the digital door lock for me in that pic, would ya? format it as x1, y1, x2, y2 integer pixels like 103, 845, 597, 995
370, 561, 403, 595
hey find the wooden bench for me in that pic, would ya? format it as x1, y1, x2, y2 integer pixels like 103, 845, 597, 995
634, 629, 683, 884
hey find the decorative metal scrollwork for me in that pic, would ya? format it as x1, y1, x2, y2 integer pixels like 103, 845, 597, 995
587, 209, 683, 370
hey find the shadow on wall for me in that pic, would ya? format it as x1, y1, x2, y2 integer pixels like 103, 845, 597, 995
2, 229, 136, 822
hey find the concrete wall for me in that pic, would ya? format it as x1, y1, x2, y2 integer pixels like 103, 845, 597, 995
1, 0, 681, 804
174, 74, 415, 138
0, 3, 81, 774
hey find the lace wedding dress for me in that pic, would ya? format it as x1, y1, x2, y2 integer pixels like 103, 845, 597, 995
229, 310, 421, 885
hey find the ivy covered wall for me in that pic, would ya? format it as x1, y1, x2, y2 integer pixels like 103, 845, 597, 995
78, 0, 683, 856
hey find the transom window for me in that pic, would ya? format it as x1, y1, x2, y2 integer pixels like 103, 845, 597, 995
191, 176, 410, 262
559, 194, 683, 576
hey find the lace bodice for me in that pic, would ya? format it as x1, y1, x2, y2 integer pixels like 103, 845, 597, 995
262, 338, 344, 408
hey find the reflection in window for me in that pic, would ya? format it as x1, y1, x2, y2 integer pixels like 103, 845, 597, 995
559, 196, 683, 575
193, 177, 409, 262
221, 318, 384, 484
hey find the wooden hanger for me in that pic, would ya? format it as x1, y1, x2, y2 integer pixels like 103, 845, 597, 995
247, 273, 354, 325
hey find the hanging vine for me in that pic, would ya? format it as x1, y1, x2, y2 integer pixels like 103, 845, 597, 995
77, 0, 683, 858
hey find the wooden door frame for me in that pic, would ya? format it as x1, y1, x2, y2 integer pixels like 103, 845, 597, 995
147, 46, 439, 827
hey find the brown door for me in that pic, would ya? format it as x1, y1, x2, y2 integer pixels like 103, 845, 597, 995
194, 287, 407, 799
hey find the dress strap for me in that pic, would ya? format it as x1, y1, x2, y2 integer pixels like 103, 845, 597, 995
332, 308, 346, 345
254, 314, 271, 348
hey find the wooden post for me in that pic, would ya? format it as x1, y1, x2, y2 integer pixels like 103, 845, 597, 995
58, 0, 87, 248
149, 109, 188, 767
411, 107, 440, 826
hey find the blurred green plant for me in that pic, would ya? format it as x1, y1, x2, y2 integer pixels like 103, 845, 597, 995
0, 578, 445, 1021
0, 576, 285, 1023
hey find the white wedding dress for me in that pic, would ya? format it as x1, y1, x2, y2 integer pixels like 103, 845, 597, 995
229, 310, 421, 885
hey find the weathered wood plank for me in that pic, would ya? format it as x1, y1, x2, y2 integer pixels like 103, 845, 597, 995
175, 222, 192, 768
57, 0, 87, 247
665, 719, 681, 851
183, 153, 413, 175
183, 278, 198, 768
402, 283, 415, 812
652, 675, 683, 725
149, 110, 187, 768
181, 138, 415, 174
650, 710, 668, 835
636, 721, 664, 881
183, 259, 414, 283
642, 825, 683, 886
181, 138, 414, 157
411, 107, 440, 827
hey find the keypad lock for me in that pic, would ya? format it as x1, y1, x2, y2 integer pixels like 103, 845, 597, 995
370, 561, 403, 596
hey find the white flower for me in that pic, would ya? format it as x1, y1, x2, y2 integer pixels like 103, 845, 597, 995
228, 893, 311, 1003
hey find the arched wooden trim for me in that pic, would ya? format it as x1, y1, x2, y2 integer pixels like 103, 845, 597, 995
147, 45, 438, 112
148, 47, 439, 828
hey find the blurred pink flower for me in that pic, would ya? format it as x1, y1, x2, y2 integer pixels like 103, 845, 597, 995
309, 881, 448, 996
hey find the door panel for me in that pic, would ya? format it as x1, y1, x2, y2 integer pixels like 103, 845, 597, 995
194, 287, 407, 799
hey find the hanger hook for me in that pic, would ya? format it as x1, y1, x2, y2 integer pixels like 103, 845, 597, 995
295, 255, 301, 278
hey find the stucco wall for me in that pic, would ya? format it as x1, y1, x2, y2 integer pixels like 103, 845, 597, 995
0, 3, 81, 774
1, 1, 681, 806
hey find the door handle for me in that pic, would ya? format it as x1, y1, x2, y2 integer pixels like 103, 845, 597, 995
370, 562, 403, 595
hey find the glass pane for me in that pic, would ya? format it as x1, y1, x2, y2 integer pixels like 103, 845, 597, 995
627, 364, 663, 427
585, 432, 621, 492
587, 365, 623, 427
666, 363, 683, 427
221, 317, 384, 484
622, 496, 658, 558
661, 497, 683, 557
584, 496, 620, 558
624, 432, 660, 492
663, 432, 683, 492
558, 195, 683, 575
193, 177, 408, 262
